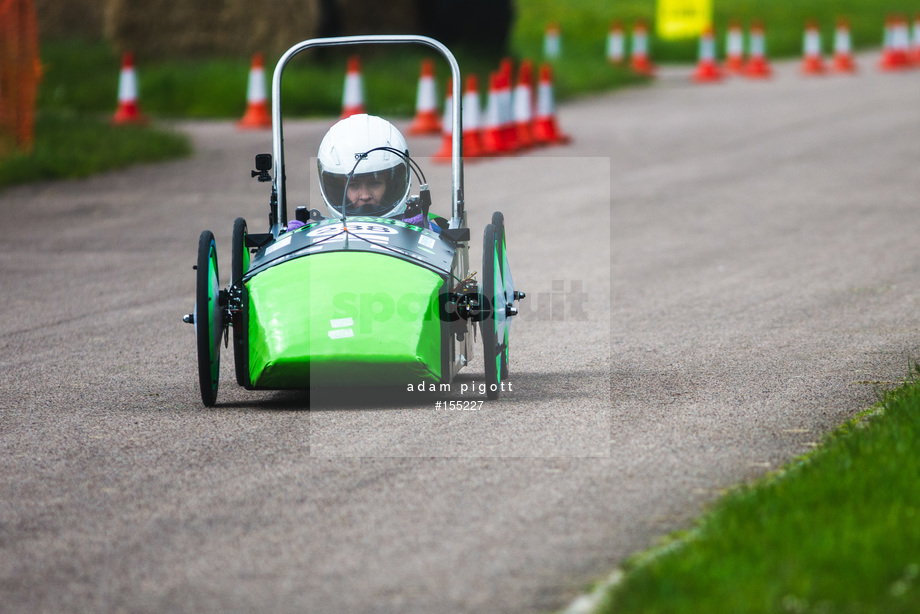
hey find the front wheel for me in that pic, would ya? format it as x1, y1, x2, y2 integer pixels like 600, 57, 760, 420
196, 230, 222, 407
480, 223, 502, 400
231, 217, 250, 387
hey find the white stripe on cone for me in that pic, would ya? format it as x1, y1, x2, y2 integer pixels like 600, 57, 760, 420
409, 59, 441, 135
607, 23, 625, 63
238, 53, 271, 129
341, 55, 365, 118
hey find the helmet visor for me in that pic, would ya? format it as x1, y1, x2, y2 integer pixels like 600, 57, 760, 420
320, 162, 409, 217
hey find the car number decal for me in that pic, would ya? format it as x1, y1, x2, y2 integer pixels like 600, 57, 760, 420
308, 223, 397, 238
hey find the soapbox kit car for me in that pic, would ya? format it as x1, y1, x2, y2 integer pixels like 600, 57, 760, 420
184, 36, 525, 406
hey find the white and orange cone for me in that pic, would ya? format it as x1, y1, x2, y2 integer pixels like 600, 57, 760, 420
744, 22, 773, 78
606, 21, 625, 64
432, 79, 454, 163
800, 21, 826, 75
512, 59, 535, 151
481, 72, 508, 156
340, 55, 365, 119
912, 14, 920, 63
532, 63, 570, 146
112, 52, 146, 125
237, 53, 271, 130
498, 59, 519, 154
408, 59, 441, 135
630, 21, 656, 76
692, 26, 723, 82
544, 23, 561, 59
832, 18, 858, 73
461, 75, 484, 158
879, 15, 912, 71
724, 21, 745, 73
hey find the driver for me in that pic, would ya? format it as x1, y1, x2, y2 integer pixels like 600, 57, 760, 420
318, 113, 411, 218
315, 113, 440, 231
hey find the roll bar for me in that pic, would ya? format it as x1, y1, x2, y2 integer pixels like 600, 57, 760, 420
270, 35, 464, 236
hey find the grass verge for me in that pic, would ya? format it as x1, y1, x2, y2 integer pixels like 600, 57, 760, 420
515, 0, 920, 63
6, 0, 916, 187
0, 111, 191, 188
596, 370, 920, 613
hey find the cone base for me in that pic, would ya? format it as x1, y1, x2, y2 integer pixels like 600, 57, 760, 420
724, 57, 745, 74
692, 61, 723, 82
341, 105, 365, 119
237, 104, 272, 129
112, 103, 147, 125
515, 123, 534, 150
432, 135, 454, 163
533, 118, 571, 146
800, 56, 826, 75
408, 111, 442, 135
631, 58, 656, 76
744, 58, 773, 78
878, 52, 912, 71
832, 55, 858, 73
481, 128, 510, 156
463, 131, 483, 158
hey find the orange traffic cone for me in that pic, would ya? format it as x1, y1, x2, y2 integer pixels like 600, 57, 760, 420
532, 63, 570, 146
512, 59, 535, 150
800, 21, 826, 75
879, 15, 912, 71
692, 26, 724, 82
744, 22, 773, 78
607, 21, 626, 64
340, 55, 365, 119
724, 21, 745, 73
912, 15, 920, 63
237, 53, 272, 130
630, 22, 656, 76
832, 18, 858, 73
408, 59, 441, 135
481, 72, 508, 156
432, 79, 454, 163
461, 75, 484, 159
498, 59, 519, 154
112, 52, 146, 125
544, 22, 561, 59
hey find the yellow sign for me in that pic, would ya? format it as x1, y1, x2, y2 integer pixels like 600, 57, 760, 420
656, 0, 712, 40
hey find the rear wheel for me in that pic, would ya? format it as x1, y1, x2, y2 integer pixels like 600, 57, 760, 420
231, 217, 250, 387
196, 230, 222, 407
481, 223, 501, 400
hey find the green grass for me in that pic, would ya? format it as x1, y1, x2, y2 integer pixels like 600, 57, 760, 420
35, 38, 640, 120
4, 0, 916, 187
597, 370, 920, 614
515, 0, 919, 63
0, 111, 190, 187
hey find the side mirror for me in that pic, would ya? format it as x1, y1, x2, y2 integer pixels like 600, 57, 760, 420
252, 153, 272, 182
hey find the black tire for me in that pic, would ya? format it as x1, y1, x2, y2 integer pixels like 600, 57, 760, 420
231, 217, 250, 387
481, 223, 501, 400
491, 211, 510, 379
196, 230, 221, 407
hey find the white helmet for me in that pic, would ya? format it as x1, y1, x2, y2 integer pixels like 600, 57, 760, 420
317, 114, 411, 218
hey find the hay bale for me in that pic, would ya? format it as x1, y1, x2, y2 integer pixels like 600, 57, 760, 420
334, 0, 418, 35
104, 0, 321, 59
34, 0, 104, 39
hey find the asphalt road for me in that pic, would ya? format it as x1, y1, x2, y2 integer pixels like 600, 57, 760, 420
2, 53, 919, 613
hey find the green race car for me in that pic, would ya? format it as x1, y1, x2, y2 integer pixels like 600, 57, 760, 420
185, 35, 524, 406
